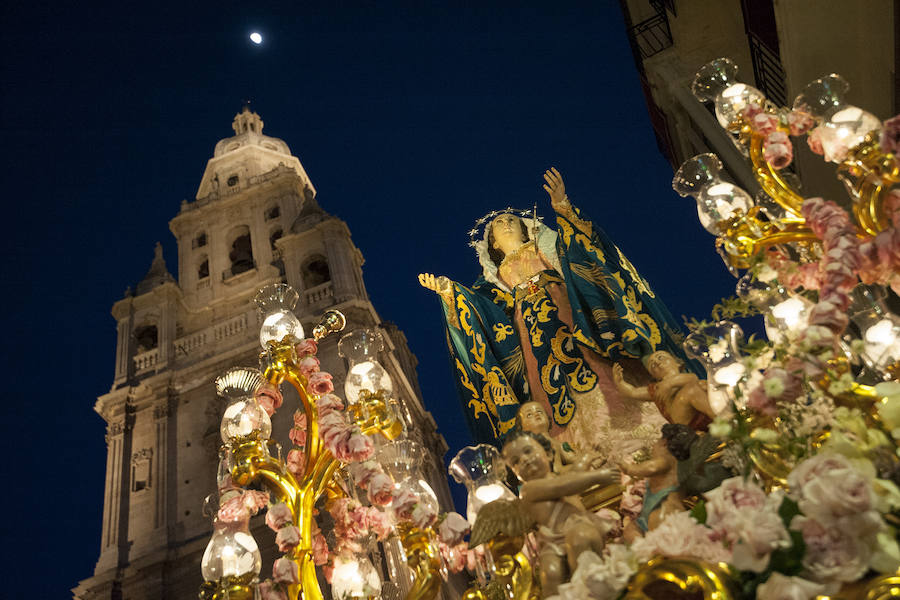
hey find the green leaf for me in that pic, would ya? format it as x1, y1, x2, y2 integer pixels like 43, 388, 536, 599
690, 499, 707, 524
778, 496, 801, 528
768, 530, 806, 576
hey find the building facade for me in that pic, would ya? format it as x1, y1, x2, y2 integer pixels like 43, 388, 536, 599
620, 0, 897, 201
73, 107, 453, 599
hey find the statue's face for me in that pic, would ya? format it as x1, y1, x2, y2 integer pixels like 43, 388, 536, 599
646, 351, 679, 379
503, 435, 551, 481
518, 402, 549, 434
489, 213, 526, 250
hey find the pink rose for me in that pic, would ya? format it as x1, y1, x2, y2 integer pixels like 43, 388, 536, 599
752, 112, 780, 135
311, 530, 330, 565
307, 371, 334, 395
439, 512, 471, 545
630, 511, 730, 564
316, 393, 344, 413
276, 525, 301, 552
412, 503, 438, 529
266, 502, 293, 531
792, 516, 871, 584
295, 338, 318, 357
705, 476, 767, 531
880, 114, 900, 154
788, 452, 853, 491
807, 126, 825, 155
367, 473, 395, 507
286, 448, 306, 478
764, 131, 793, 169
272, 557, 300, 584
258, 581, 288, 600
756, 573, 825, 600
298, 355, 320, 376
255, 384, 283, 417
788, 111, 815, 137
729, 509, 791, 572
344, 433, 375, 462
289, 426, 307, 448
365, 506, 394, 539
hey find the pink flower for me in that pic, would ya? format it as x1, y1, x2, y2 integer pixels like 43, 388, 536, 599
756, 573, 825, 600
317, 393, 344, 413
439, 512, 470, 545
307, 371, 334, 395
742, 103, 764, 121
619, 476, 646, 518
298, 355, 320, 376
392, 488, 418, 521
344, 433, 375, 462
242, 490, 269, 512
764, 131, 793, 169
630, 511, 730, 564
704, 476, 768, 533
272, 557, 300, 584
289, 425, 307, 448
218, 495, 250, 523
440, 541, 469, 574
752, 112, 780, 135
258, 581, 288, 600
880, 114, 900, 154
286, 448, 306, 478
276, 525, 301, 552
807, 126, 825, 155
747, 386, 778, 417
729, 509, 791, 573
792, 515, 871, 584
412, 503, 438, 529
311, 529, 330, 565
295, 338, 318, 357
365, 506, 394, 539
255, 384, 283, 417
266, 502, 293, 531
293, 410, 308, 429
788, 111, 816, 137
807, 300, 849, 334
367, 473, 395, 507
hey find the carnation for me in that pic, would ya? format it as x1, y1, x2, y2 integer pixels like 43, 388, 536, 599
266, 503, 294, 531
631, 511, 730, 564
756, 573, 825, 600
307, 371, 334, 395
276, 525, 301, 552
295, 338, 318, 357
439, 512, 471, 545
272, 557, 300, 584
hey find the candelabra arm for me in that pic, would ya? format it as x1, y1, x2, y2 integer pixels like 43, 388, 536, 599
745, 128, 805, 219
624, 557, 738, 599
489, 535, 538, 600
397, 523, 443, 600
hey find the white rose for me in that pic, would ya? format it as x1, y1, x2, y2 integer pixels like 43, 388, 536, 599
756, 573, 825, 600
730, 509, 791, 573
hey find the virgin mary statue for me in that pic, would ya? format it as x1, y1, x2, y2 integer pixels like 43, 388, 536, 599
419, 169, 695, 458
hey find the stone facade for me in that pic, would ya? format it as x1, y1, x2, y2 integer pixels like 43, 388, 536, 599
73, 107, 453, 600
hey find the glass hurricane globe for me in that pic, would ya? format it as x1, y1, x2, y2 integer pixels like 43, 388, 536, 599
449, 444, 517, 524
331, 554, 382, 600
684, 320, 746, 388
215, 367, 271, 444
339, 329, 394, 403
691, 58, 764, 128
254, 284, 303, 348
673, 154, 754, 233
201, 517, 262, 582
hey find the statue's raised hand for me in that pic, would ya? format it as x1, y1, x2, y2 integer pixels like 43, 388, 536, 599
418, 273, 452, 295
543, 167, 569, 212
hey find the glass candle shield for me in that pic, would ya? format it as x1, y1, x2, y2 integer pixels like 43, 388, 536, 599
254, 284, 304, 348
684, 321, 747, 409
793, 74, 882, 162
691, 57, 765, 129
849, 286, 900, 374
339, 329, 394, 403
449, 445, 517, 525
736, 273, 812, 342
673, 153, 754, 233
201, 516, 262, 582
215, 367, 271, 444
376, 440, 440, 518
331, 554, 382, 599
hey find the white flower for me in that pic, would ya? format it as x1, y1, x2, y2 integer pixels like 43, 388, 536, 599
756, 573, 825, 600
763, 377, 785, 398
751, 428, 779, 444
707, 339, 729, 363
730, 509, 791, 572
556, 546, 637, 600
758, 265, 778, 282
708, 418, 732, 438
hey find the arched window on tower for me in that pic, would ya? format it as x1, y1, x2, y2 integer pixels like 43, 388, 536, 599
302, 255, 331, 288
265, 204, 280, 221
197, 256, 209, 280
228, 226, 254, 277
269, 229, 283, 251
134, 324, 158, 354
193, 231, 207, 249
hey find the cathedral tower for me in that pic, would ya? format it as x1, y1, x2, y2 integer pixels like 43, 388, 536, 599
73, 107, 451, 599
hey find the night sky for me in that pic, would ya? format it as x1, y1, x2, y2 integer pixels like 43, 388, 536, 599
1, 2, 738, 596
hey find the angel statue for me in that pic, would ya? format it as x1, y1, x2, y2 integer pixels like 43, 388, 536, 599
419, 168, 695, 459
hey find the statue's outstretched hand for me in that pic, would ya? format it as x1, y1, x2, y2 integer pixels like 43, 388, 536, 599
543, 167, 569, 212
418, 273, 452, 295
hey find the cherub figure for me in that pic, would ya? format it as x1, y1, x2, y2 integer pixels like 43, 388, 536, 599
612, 350, 715, 431
619, 424, 693, 542
515, 402, 578, 471
502, 430, 619, 597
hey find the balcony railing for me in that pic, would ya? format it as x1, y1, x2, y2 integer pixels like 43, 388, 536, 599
747, 32, 787, 107
628, 11, 673, 64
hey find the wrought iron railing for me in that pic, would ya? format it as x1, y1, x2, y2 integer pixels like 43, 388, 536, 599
747, 32, 787, 107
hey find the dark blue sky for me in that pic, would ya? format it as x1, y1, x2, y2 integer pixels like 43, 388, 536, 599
1, 2, 737, 596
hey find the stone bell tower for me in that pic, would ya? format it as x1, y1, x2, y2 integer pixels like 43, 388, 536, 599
73, 107, 452, 599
